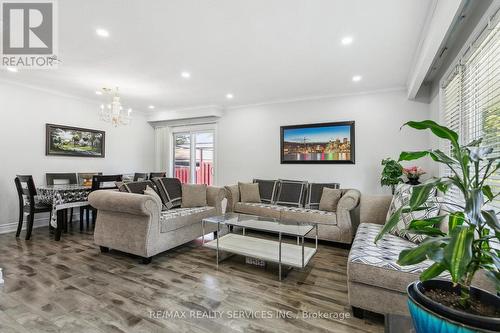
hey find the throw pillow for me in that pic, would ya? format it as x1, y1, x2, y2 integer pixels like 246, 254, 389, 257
181, 184, 207, 208
387, 183, 440, 244
274, 179, 308, 207
239, 182, 261, 203
152, 177, 182, 209
306, 183, 341, 209
252, 179, 279, 203
318, 188, 342, 212
144, 185, 163, 211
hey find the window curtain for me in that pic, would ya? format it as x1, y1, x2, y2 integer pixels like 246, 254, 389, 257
154, 126, 170, 174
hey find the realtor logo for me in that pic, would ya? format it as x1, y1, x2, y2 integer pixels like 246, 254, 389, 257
1, 0, 58, 69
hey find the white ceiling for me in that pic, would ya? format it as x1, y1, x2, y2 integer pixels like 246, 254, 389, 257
1, 0, 433, 112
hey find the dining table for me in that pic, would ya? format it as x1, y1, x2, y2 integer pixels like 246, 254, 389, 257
36, 184, 92, 241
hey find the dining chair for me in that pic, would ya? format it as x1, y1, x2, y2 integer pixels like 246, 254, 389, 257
149, 172, 166, 179
89, 174, 123, 225
133, 173, 148, 181
15, 175, 52, 240
76, 172, 102, 230
46, 173, 78, 231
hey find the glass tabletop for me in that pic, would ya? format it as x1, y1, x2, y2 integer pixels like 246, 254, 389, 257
202, 212, 315, 237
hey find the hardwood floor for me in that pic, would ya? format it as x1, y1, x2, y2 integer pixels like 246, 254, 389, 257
0, 224, 383, 333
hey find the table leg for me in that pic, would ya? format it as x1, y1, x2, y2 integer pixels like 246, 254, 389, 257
302, 236, 305, 268
216, 222, 220, 268
279, 232, 282, 281
55, 209, 63, 241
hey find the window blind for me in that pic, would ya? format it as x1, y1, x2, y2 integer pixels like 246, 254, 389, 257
441, 16, 500, 212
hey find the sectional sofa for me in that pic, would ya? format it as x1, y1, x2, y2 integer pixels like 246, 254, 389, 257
225, 179, 361, 244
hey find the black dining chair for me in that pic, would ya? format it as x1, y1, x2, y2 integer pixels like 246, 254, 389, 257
46, 173, 78, 231
15, 175, 52, 240
133, 173, 148, 181
89, 174, 123, 225
149, 172, 166, 179
77, 172, 102, 230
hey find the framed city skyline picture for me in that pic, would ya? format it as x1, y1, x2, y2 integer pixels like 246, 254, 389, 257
46, 124, 105, 158
280, 121, 355, 164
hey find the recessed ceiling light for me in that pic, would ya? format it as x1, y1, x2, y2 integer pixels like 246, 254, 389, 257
352, 75, 362, 82
181, 71, 191, 78
226, 93, 234, 99
148, 105, 155, 109
96, 28, 109, 37
341, 36, 353, 45
6, 67, 18, 72
95, 90, 103, 95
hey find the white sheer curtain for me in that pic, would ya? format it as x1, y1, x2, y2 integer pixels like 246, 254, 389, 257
154, 126, 171, 174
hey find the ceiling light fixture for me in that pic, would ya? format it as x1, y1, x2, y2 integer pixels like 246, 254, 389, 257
352, 75, 362, 82
148, 105, 155, 109
341, 36, 353, 45
181, 71, 191, 78
96, 28, 110, 38
6, 67, 18, 72
98, 87, 132, 127
95, 90, 103, 95
226, 93, 234, 100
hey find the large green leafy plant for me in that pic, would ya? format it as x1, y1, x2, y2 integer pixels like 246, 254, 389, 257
381, 158, 403, 194
376, 120, 499, 309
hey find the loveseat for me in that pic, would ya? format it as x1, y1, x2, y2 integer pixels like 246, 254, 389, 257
88, 178, 225, 263
225, 179, 360, 244
348, 194, 495, 317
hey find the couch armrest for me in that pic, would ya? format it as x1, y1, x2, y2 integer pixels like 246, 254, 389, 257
224, 185, 239, 212
89, 190, 161, 216
360, 195, 392, 225
207, 186, 225, 214
335, 189, 361, 243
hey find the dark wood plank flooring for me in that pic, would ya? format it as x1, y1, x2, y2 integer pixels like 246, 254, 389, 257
0, 223, 383, 333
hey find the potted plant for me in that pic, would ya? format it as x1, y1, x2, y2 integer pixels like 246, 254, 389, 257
381, 158, 403, 194
403, 166, 425, 185
376, 120, 500, 332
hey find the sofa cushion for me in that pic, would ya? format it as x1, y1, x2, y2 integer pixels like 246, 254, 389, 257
275, 179, 307, 207
153, 177, 182, 209
239, 182, 261, 203
234, 202, 282, 219
319, 188, 342, 212
280, 206, 337, 225
387, 183, 440, 244
181, 184, 207, 208
348, 223, 445, 293
160, 206, 216, 233
252, 179, 279, 204
306, 183, 340, 209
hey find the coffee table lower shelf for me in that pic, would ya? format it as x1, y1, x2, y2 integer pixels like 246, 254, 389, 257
203, 233, 316, 268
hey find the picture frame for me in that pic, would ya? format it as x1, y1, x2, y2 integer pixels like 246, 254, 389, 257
280, 121, 355, 164
45, 124, 106, 158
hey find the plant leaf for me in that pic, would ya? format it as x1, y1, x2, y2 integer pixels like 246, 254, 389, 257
482, 210, 500, 233
409, 215, 445, 229
420, 263, 447, 281
397, 238, 445, 266
430, 150, 457, 165
398, 151, 429, 161
448, 212, 465, 232
443, 226, 474, 283
465, 188, 484, 225
482, 185, 494, 202
403, 120, 459, 150
409, 182, 436, 210
374, 208, 402, 243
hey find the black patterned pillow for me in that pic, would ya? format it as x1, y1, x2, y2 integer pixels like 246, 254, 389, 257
387, 183, 439, 243
252, 179, 279, 204
306, 183, 340, 209
119, 180, 157, 194
152, 177, 182, 209
275, 179, 308, 207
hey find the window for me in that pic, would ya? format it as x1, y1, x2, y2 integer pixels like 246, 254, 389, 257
441, 15, 499, 211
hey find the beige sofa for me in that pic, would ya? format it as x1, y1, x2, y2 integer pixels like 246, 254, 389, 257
88, 186, 225, 264
225, 185, 360, 244
348, 195, 494, 318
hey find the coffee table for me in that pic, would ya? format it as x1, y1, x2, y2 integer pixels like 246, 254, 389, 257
202, 212, 318, 280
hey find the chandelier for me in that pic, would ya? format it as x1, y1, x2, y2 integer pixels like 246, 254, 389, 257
98, 87, 132, 127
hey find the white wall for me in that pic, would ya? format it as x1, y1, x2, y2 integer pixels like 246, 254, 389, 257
0, 80, 155, 231
217, 89, 433, 194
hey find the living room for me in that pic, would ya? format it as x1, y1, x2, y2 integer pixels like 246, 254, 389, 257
0, 0, 498, 332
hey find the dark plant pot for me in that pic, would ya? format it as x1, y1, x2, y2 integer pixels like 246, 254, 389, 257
406, 178, 421, 185
407, 280, 500, 333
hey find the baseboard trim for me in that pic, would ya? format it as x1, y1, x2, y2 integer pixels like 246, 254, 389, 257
0, 212, 81, 235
